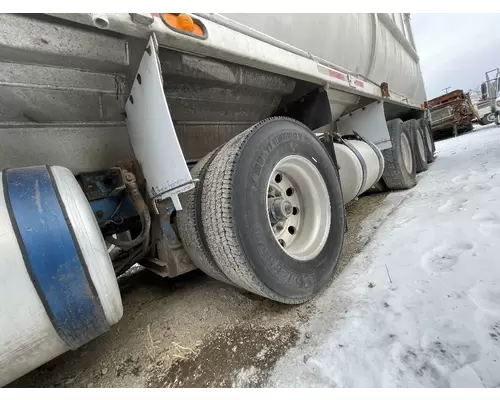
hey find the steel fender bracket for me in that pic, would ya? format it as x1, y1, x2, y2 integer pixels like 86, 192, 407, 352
337, 101, 391, 150
125, 34, 194, 212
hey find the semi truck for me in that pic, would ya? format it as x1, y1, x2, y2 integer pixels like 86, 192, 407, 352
0, 13, 435, 386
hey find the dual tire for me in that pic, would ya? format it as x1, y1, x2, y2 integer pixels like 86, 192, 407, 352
178, 117, 345, 304
419, 118, 436, 164
179, 116, 433, 302
405, 119, 429, 173
381, 118, 434, 191
381, 119, 417, 190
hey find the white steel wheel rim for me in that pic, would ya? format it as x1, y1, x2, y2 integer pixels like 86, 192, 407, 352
487, 113, 495, 123
416, 128, 426, 159
266, 155, 331, 261
401, 132, 413, 173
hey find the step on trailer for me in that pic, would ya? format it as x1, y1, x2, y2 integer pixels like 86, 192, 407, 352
0, 13, 434, 385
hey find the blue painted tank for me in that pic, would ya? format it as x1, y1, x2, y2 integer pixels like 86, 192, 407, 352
0, 165, 123, 387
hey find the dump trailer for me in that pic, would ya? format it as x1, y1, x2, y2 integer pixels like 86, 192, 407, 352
0, 13, 435, 386
426, 89, 478, 139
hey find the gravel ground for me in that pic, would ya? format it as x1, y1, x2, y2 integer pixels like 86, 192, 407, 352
9, 189, 404, 388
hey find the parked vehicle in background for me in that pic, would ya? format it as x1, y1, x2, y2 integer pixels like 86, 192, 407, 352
0, 13, 434, 386
426, 89, 479, 139
485, 68, 500, 126
470, 88, 495, 125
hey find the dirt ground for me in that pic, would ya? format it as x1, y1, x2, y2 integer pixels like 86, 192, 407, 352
10, 190, 399, 388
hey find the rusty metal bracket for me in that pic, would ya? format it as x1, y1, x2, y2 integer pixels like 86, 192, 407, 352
380, 82, 390, 98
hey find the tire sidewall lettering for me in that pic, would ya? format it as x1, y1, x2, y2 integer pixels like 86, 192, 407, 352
251, 131, 303, 194
234, 120, 344, 299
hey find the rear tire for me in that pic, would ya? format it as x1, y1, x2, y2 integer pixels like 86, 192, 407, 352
201, 117, 345, 304
418, 118, 436, 163
381, 119, 417, 190
177, 149, 233, 285
482, 113, 494, 125
404, 119, 428, 173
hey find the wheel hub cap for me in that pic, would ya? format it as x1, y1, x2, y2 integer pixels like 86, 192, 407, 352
266, 155, 331, 261
269, 198, 293, 221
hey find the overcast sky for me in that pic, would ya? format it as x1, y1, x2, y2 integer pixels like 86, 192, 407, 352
411, 13, 500, 99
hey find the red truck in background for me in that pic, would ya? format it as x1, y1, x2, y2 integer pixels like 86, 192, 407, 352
426, 89, 480, 140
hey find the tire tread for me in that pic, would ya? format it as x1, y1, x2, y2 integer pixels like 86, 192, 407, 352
405, 119, 428, 173
382, 119, 417, 190
201, 117, 327, 304
177, 149, 233, 285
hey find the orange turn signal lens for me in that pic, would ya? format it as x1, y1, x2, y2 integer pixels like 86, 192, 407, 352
161, 13, 205, 37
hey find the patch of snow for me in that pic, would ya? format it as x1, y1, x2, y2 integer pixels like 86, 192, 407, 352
358, 191, 409, 246
232, 365, 261, 388
269, 126, 500, 388
473, 124, 496, 133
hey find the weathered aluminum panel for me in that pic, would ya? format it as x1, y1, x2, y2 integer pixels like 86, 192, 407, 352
0, 14, 129, 71
0, 13, 296, 171
222, 14, 373, 76
0, 14, 132, 173
0, 13, 426, 174
223, 13, 426, 103
159, 47, 296, 161
0, 123, 132, 174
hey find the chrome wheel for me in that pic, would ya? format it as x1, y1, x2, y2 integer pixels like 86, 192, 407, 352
266, 155, 331, 261
401, 132, 413, 174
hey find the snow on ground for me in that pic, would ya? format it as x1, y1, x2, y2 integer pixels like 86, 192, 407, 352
268, 126, 500, 388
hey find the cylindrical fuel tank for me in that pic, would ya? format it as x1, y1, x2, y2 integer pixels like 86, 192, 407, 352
222, 13, 427, 103
0, 165, 123, 387
334, 139, 384, 203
